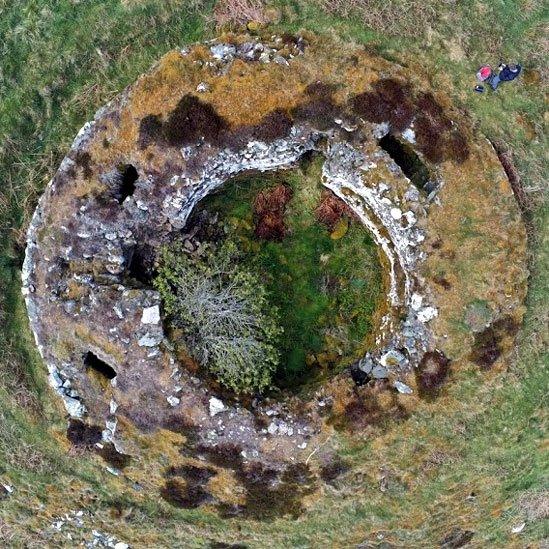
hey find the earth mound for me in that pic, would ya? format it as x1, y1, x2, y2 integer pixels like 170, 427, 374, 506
22, 33, 527, 517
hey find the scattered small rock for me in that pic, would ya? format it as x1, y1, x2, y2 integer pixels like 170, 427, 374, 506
511, 522, 526, 534
141, 305, 160, 325
394, 380, 413, 394
209, 397, 226, 417
167, 395, 180, 407
137, 332, 162, 347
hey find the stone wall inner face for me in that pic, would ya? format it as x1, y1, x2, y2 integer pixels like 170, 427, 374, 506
21, 34, 527, 514
166, 158, 385, 391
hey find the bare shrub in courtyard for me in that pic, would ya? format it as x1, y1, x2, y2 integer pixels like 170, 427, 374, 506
155, 240, 281, 394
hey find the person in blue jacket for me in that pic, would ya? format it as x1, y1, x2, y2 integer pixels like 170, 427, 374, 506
489, 63, 522, 90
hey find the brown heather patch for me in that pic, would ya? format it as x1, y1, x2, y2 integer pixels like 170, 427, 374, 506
351, 78, 415, 132
219, 461, 316, 520
138, 95, 228, 148
253, 184, 293, 240
73, 150, 93, 179
165, 463, 217, 484
66, 419, 102, 447
433, 275, 452, 290
97, 442, 131, 469
222, 108, 293, 149
164, 95, 228, 147
292, 82, 341, 131
469, 316, 519, 370
315, 189, 358, 230
138, 114, 163, 149
329, 382, 410, 434
416, 350, 451, 397
249, 108, 293, 141
160, 478, 214, 509
319, 455, 349, 484
351, 82, 470, 164
413, 92, 469, 164
196, 442, 244, 469
192, 442, 316, 519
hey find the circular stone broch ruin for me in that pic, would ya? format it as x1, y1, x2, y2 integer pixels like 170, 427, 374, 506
23, 34, 528, 516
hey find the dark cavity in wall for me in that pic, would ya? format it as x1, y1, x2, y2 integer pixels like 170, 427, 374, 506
116, 164, 138, 204
84, 351, 116, 379
378, 134, 435, 192
126, 243, 156, 285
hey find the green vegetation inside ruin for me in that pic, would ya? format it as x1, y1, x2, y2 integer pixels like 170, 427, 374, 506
183, 156, 382, 390
155, 239, 282, 395
0, 0, 547, 546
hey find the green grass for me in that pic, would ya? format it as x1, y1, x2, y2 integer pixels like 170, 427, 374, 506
193, 158, 382, 387
0, 0, 547, 546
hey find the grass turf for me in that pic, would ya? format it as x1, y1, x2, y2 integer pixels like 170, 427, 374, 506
0, 0, 547, 546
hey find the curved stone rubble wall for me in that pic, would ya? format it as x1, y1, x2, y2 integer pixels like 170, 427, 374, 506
22, 34, 528, 503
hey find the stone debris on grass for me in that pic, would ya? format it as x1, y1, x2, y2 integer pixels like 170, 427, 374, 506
511, 522, 526, 534
394, 380, 413, 394
48, 509, 129, 547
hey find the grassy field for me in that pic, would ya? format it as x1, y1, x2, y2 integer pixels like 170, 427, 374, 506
0, 0, 547, 546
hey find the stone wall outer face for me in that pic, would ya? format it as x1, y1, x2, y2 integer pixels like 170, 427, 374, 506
22, 35, 527, 490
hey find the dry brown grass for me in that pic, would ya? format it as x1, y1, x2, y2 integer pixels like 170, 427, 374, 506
517, 490, 549, 521
315, 0, 439, 37
212, 0, 268, 29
